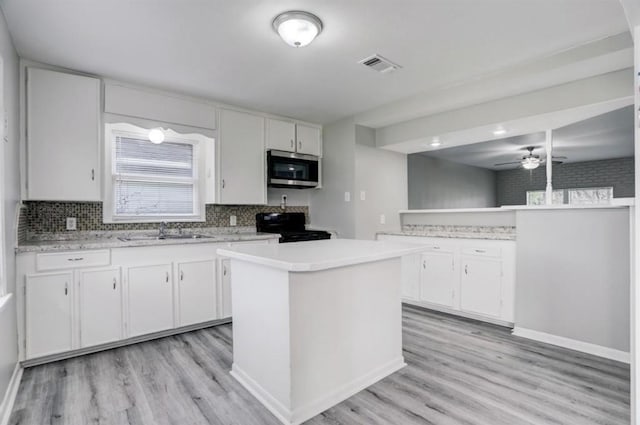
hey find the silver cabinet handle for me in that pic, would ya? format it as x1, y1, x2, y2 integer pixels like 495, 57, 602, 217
64, 282, 68, 295
165, 272, 169, 283
465, 265, 468, 275
222, 179, 226, 189
67, 257, 84, 262
113, 278, 116, 290
422, 260, 426, 269
298, 141, 302, 150
180, 270, 184, 281
91, 169, 95, 181
290, 139, 294, 149
223, 266, 227, 276
475, 249, 486, 253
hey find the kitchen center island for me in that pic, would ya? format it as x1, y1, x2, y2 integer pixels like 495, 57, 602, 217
217, 239, 424, 425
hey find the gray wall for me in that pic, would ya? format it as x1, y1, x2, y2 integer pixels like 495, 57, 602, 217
515, 208, 630, 352
354, 126, 407, 240
309, 118, 356, 238
408, 154, 497, 209
0, 5, 20, 411
497, 157, 635, 206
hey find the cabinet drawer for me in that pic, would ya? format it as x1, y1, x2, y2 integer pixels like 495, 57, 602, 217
461, 246, 501, 258
423, 244, 453, 253
36, 250, 111, 271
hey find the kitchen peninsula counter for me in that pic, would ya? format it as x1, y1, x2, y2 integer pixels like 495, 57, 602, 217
217, 239, 423, 425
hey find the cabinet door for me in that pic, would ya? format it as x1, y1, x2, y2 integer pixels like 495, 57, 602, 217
296, 124, 321, 156
400, 254, 420, 300
220, 259, 232, 318
266, 118, 296, 152
460, 257, 502, 318
26, 67, 100, 201
218, 109, 266, 205
79, 268, 122, 348
26, 272, 74, 358
127, 264, 174, 337
177, 260, 217, 326
420, 252, 455, 307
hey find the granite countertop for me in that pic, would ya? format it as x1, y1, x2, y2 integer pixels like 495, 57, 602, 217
16, 227, 280, 253
378, 225, 516, 241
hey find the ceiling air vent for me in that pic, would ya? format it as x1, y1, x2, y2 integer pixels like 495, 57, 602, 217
358, 54, 401, 73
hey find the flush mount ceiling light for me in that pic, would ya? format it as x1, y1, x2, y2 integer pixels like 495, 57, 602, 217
272, 11, 323, 47
521, 157, 541, 170
148, 128, 165, 144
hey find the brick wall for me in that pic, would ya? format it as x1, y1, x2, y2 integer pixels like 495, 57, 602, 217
496, 157, 635, 206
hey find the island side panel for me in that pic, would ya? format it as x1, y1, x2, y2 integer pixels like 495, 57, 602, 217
288, 258, 405, 423
229, 259, 293, 419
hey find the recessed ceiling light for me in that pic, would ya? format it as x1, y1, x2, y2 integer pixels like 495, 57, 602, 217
272, 11, 323, 48
148, 128, 165, 144
430, 137, 442, 147
493, 127, 507, 136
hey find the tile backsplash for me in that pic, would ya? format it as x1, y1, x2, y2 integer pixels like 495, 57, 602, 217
23, 201, 308, 234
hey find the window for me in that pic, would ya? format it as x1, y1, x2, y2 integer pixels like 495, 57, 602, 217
568, 187, 613, 205
526, 190, 564, 206
104, 123, 211, 222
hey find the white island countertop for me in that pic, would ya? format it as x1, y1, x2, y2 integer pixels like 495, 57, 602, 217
217, 238, 424, 272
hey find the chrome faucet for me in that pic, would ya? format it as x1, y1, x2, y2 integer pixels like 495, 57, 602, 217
158, 221, 168, 238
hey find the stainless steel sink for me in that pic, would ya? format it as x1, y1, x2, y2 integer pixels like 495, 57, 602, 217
118, 234, 210, 242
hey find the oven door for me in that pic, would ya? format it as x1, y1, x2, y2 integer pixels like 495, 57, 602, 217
267, 150, 319, 188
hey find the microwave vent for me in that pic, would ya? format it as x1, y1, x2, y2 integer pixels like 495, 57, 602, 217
358, 54, 401, 73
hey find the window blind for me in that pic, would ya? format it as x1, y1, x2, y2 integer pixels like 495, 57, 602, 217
113, 136, 197, 217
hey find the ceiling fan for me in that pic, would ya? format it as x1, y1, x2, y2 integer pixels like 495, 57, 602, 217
494, 146, 566, 170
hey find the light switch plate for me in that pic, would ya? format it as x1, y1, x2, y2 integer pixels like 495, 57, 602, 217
360, 191, 366, 201
230, 215, 237, 226
66, 217, 77, 231
344, 192, 351, 202
379, 214, 386, 225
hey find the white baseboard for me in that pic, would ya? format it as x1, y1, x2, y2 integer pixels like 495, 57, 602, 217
512, 327, 630, 364
403, 299, 513, 328
0, 364, 23, 425
231, 357, 406, 425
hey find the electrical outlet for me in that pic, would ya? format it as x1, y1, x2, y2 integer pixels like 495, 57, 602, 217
344, 191, 351, 202
66, 217, 77, 231
379, 214, 386, 225
230, 215, 237, 226
360, 191, 366, 201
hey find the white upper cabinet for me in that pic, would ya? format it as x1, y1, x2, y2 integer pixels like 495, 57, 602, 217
266, 118, 296, 152
296, 124, 321, 156
26, 67, 101, 201
266, 118, 321, 156
217, 109, 266, 205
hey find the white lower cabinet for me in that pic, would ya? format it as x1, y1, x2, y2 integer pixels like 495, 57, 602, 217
220, 259, 232, 318
376, 234, 515, 324
78, 268, 122, 347
26, 272, 74, 358
18, 239, 277, 361
420, 251, 456, 308
460, 256, 502, 318
177, 260, 217, 326
400, 254, 420, 300
127, 263, 174, 337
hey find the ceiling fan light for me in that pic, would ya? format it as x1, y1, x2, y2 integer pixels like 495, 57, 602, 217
521, 157, 540, 170
273, 11, 323, 47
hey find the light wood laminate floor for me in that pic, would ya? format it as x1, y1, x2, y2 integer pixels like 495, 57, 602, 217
10, 305, 630, 425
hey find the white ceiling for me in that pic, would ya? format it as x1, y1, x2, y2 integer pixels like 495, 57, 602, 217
0, 0, 630, 125
420, 106, 635, 170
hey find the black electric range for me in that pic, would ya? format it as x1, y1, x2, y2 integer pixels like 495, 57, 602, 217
256, 212, 331, 243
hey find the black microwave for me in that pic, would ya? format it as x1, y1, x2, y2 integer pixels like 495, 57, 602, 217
267, 150, 320, 189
